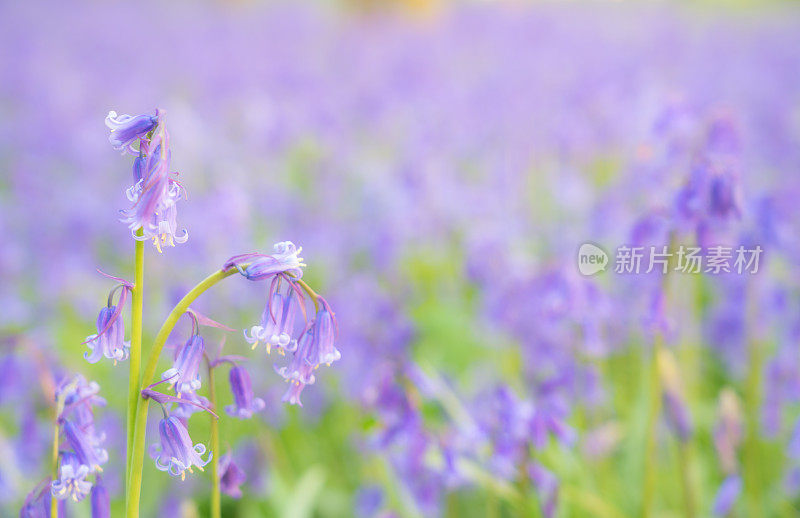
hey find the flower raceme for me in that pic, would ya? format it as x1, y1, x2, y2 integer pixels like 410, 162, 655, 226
107, 109, 187, 252
51, 375, 108, 505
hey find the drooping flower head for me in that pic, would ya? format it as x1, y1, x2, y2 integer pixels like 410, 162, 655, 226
276, 298, 340, 406
21, 478, 62, 518
51, 452, 92, 502
276, 330, 316, 406
90, 477, 110, 518
149, 415, 212, 480
162, 333, 205, 396
225, 365, 265, 419
105, 111, 157, 154
84, 283, 131, 365
219, 453, 247, 498
56, 374, 106, 429
224, 241, 305, 281
61, 419, 108, 473
108, 108, 188, 252
244, 285, 298, 356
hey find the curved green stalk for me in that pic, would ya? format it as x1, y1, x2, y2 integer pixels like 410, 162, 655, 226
126, 267, 238, 517
126, 231, 144, 492
208, 362, 221, 518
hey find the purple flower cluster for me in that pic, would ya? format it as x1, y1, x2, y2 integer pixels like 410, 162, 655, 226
227, 241, 341, 406
106, 109, 187, 252
48, 374, 109, 516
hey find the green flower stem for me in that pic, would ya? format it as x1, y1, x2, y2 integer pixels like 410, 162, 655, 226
126, 267, 238, 518
743, 337, 764, 518
642, 333, 663, 518
677, 442, 696, 518
126, 230, 144, 492
208, 361, 221, 518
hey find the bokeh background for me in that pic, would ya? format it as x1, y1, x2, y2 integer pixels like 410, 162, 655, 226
2, 1, 800, 516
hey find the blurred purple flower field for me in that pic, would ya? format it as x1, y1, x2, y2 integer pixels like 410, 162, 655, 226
2, 1, 800, 517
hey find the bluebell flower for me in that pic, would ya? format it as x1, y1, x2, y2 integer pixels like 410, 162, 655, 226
162, 334, 205, 396
276, 299, 340, 405
712, 474, 741, 516
61, 419, 108, 473
105, 111, 157, 154
276, 330, 316, 406
149, 415, 211, 480
244, 289, 297, 355
225, 365, 265, 419
57, 374, 105, 428
84, 303, 129, 365
51, 452, 92, 502
90, 477, 110, 518
21, 479, 61, 518
224, 241, 305, 280
219, 453, 247, 498
112, 108, 188, 252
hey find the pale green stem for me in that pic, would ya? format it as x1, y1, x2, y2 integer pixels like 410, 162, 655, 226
208, 362, 221, 518
642, 333, 663, 518
126, 230, 144, 493
677, 441, 696, 518
126, 268, 238, 518
743, 337, 764, 518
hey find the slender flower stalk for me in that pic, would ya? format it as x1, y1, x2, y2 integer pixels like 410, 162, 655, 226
208, 360, 222, 518
127, 231, 144, 494
126, 267, 239, 517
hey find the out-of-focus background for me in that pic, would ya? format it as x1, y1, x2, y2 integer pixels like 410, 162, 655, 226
2, 1, 800, 516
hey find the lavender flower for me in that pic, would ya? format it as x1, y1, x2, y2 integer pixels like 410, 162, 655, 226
90, 478, 110, 518
111, 108, 188, 252
244, 288, 297, 355
276, 331, 316, 406
219, 453, 247, 498
61, 419, 108, 473
225, 365, 265, 419
149, 415, 211, 480
162, 334, 205, 396
224, 241, 305, 280
105, 111, 157, 154
20, 479, 60, 518
712, 474, 742, 516
51, 452, 92, 502
84, 303, 129, 365
276, 299, 340, 405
